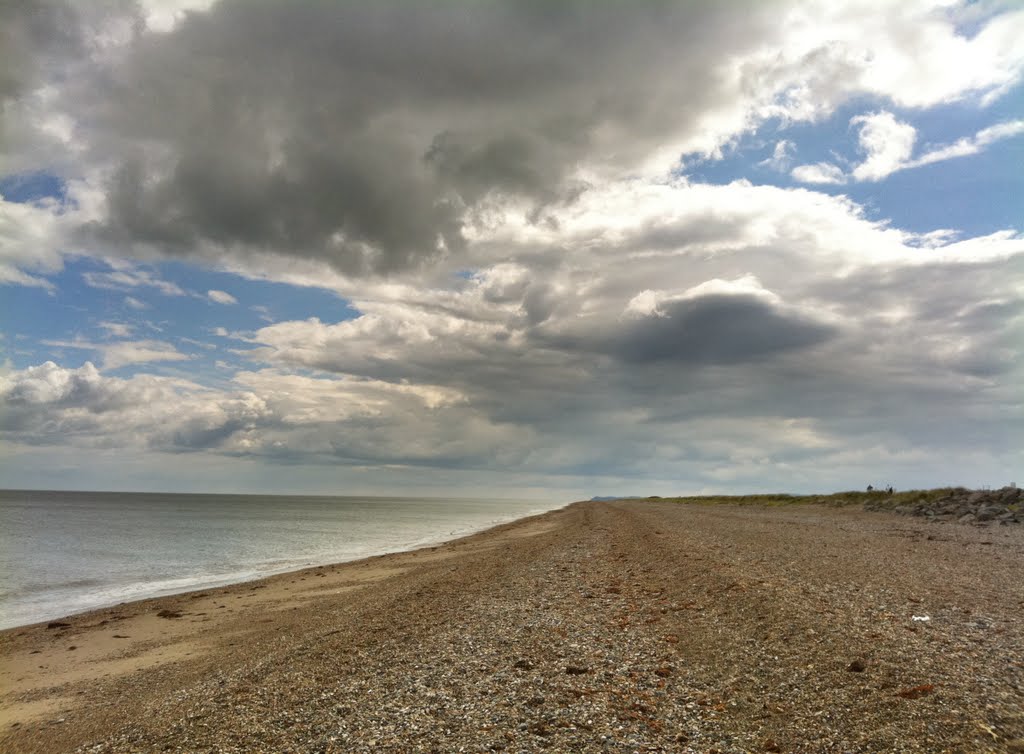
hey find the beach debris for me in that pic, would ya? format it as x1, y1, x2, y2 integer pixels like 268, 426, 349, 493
46, 621, 71, 629
976, 722, 999, 740
911, 615, 930, 622
847, 659, 867, 672
896, 684, 935, 699
156, 609, 184, 619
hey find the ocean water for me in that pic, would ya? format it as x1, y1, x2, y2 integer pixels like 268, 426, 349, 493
0, 489, 564, 630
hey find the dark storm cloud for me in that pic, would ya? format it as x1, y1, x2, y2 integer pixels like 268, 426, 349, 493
546, 293, 837, 366
615, 294, 837, 364
68, 0, 785, 275
0, 0, 81, 101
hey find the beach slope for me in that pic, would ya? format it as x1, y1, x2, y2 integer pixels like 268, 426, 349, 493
2, 500, 1022, 753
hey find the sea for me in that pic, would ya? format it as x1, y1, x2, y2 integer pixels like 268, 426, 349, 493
0, 489, 565, 631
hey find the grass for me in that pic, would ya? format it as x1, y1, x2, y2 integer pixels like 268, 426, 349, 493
633, 487, 969, 510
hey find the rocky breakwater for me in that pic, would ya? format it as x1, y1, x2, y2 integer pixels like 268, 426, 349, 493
868, 486, 1021, 524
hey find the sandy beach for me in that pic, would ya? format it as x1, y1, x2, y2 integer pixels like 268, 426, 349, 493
2, 500, 1022, 753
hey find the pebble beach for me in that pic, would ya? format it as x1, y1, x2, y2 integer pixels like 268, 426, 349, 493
2, 499, 1022, 753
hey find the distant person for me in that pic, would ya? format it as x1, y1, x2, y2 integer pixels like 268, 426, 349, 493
866, 485, 874, 492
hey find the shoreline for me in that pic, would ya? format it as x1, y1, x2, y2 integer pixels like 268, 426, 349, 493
3, 500, 1022, 753
0, 498, 567, 632
0, 503, 571, 739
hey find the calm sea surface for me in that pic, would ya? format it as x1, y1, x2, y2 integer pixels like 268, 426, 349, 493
0, 490, 565, 630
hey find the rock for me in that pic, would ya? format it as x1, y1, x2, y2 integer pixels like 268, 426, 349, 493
879, 488, 1019, 526
564, 665, 590, 675
512, 659, 533, 670
847, 659, 867, 672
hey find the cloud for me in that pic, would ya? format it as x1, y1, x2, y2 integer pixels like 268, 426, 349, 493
793, 113, 1024, 185
0, 192, 66, 288
2, 2, 1022, 492
227, 178, 1022, 485
790, 162, 848, 185
0, 361, 533, 467
3, 1, 1023, 285
82, 265, 186, 296
910, 118, 1024, 168
758, 140, 795, 171
42, 338, 192, 370
558, 276, 837, 365
7, 178, 1023, 485
98, 321, 133, 338
136, 0, 218, 33
849, 111, 918, 182
0, 361, 250, 448
207, 289, 237, 305
101, 340, 192, 370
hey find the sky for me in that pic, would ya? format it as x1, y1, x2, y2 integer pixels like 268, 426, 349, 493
1, 0, 1022, 499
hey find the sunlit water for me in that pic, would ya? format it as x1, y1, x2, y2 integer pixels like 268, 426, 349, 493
0, 490, 564, 630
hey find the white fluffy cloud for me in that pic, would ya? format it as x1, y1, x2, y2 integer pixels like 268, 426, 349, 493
849, 111, 919, 182
207, 289, 237, 305
0, 361, 535, 470
790, 162, 848, 185
82, 265, 186, 296
41, 338, 192, 370
0, 197, 61, 288
793, 113, 1024, 184
911, 118, 1024, 167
